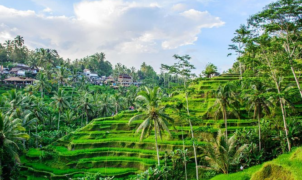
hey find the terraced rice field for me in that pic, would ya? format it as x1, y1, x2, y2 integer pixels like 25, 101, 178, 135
20, 74, 260, 179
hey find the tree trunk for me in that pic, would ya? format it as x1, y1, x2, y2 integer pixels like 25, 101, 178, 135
290, 66, 302, 98
49, 117, 52, 131
86, 109, 88, 125
276, 83, 291, 152
23, 140, 26, 150
40, 87, 43, 98
0, 158, 2, 180
279, 97, 291, 152
239, 61, 242, 80
185, 91, 199, 180
257, 105, 261, 151
154, 122, 160, 166
181, 125, 188, 180
36, 122, 38, 148
81, 113, 83, 127
58, 111, 60, 130
223, 107, 228, 139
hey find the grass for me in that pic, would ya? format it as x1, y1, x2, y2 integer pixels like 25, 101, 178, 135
68, 156, 161, 165
71, 138, 204, 146
24, 162, 137, 176
26, 148, 43, 158
54, 146, 165, 156
211, 147, 302, 180
211, 165, 262, 180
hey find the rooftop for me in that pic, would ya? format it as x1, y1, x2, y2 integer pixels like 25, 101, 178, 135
4, 77, 36, 82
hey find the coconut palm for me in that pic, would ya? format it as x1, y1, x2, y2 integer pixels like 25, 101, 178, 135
112, 93, 125, 114
35, 72, 51, 98
129, 86, 174, 166
243, 79, 272, 150
207, 83, 239, 138
55, 66, 68, 89
63, 109, 77, 125
76, 92, 94, 125
14, 35, 24, 48
4, 89, 25, 115
125, 86, 137, 107
10, 108, 36, 148
201, 130, 248, 174
50, 89, 70, 130
99, 94, 114, 117
36, 48, 58, 68
0, 112, 30, 179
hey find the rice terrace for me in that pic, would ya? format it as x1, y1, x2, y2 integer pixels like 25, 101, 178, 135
0, 0, 302, 179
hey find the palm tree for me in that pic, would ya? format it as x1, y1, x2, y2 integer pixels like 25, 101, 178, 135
55, 66, 68, 89
125, 86, 137, 107
20, 110, 37, 148
14, 35, 24, 48
112, 93, 125, 114
243, 79, 272, 150
10, 108, 37, 149
77, 92, 94, 125
99, 94, 114, 117
50, 89, 70, 130
4, 89, 25, 115
35, 72, 51, 98
129, 87, 174, 166
36, 48, 59, 68
207, 84, 239, 138
201, 130, 248, 174
0, 112, 30, 179
63, 109, 77, 125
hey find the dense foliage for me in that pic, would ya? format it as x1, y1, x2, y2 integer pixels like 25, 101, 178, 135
0, 0, 301, 179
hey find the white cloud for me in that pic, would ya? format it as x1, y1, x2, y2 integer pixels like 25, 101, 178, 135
0, 1, 224, 71
172, 3, 187, 11
43, 7, 52, 12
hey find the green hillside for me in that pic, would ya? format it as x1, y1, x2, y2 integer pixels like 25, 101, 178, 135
20, 74, 262, 179
211, 147, 302, 180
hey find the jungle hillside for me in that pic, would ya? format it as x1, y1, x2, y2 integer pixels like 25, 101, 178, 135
0, 0, 302, 180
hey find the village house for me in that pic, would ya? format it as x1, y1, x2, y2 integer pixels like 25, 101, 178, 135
105, 76, 115, 85
0, 66, 9, 75
9, 64, 38, 77
118, 74, 133, 87
4, 77, 36, 86
83, 69, 99, 80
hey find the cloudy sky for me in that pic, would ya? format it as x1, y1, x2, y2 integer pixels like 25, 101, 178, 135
0, 0, 275, 74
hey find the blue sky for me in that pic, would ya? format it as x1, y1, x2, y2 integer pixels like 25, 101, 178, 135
0, 0, 275, 74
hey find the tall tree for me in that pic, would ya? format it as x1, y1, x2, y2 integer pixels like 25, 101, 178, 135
51, 89, 70, 130
249, 0, 302, 98
201, 130, 247, 174
0, 112, 29, 179
35, 73, 51, 98
112, 93, 125, 114
254, 34, 292, 151
242, 79, 272, 150
77, 92, 94, 125
229, 25, 251, 79
129, 87, 174, 166
208, 83, 239, 138
161, 54, 199, 180
202, 63, 218, 78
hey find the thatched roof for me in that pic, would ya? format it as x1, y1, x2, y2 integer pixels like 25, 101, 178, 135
4, 77, 36, 82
